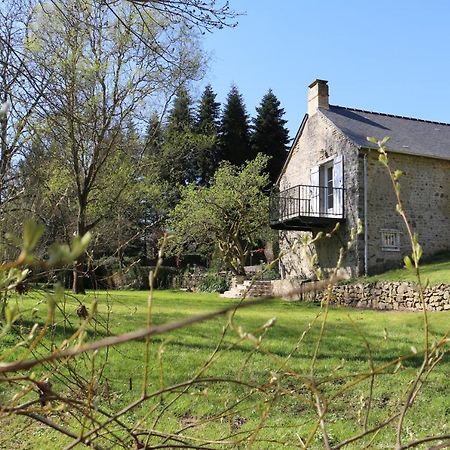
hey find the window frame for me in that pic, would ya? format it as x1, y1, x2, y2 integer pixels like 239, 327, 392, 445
380, 228, 401, 252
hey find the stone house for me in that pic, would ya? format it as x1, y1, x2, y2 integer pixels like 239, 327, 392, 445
271, 79, 450, 281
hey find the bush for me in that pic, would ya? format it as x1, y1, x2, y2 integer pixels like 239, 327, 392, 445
91, 257, 181, 290
253, 266, 279, 281
197, 272, 230, 293
149, 266, 181, 289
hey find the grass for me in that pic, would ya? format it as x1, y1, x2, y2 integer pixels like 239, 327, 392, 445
1, 289, 449, 449
359, 251, 450, 285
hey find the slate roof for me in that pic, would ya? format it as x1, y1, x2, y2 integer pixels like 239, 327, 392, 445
320, 105, 450, 161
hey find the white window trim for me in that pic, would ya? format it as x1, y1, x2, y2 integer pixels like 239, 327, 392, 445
380, 229, 401, 252
316, 154, 336, 166
310, 155, 343, 218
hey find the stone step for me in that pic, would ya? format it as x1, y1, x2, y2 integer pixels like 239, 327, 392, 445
221, 280, 273, 298
243, 280, 272, 287
220, 290, 244, 298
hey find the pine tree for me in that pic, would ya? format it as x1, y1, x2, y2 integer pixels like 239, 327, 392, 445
166, 86, 194, 133
145, 113, 163, 155
161, 86, 196, 185
159, 86, 215, 189
195, 84, 220, 185
220, 85, 253, 167
197, 85, 220, 132
251, 89, 290, 185
124, 119, 142, 164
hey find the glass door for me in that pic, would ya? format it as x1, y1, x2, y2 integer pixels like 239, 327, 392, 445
323, 161, 334, 215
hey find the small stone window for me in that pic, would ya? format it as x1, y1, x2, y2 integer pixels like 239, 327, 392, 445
381, 229, 400, 252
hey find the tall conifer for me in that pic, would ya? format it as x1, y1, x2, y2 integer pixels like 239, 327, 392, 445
196, 84, 220, 184
251, 89, 290, 184
161, 86, 196, 185
220, 85, 253, 166
166, 86, 194, 132
145, 113, 163, 155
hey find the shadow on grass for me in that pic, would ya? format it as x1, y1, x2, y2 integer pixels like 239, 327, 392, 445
13, 317, 112, 341
9, 304, 444, 373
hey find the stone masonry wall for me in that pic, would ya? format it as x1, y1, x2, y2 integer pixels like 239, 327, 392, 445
365, 151, 450, 274
311, 282, 450, 311
279, 111, 364, 279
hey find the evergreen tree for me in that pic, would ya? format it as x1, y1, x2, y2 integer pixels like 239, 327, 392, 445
220, 85, 253, 167
251, 89, 290, 185
197, 84, 220, 132
124, 119, 142, 164
160, 86, 214, 189
161, 86, 196, 185
166, 86, 194, 133
145, 113, 163, 156
195, 84, 220, 185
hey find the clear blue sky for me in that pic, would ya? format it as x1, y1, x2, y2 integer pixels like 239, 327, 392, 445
200, 0, 450, 138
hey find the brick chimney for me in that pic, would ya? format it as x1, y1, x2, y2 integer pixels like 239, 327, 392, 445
308, 79, 329, 116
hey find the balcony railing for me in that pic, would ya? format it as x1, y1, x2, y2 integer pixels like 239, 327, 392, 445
270, 184, 345, 231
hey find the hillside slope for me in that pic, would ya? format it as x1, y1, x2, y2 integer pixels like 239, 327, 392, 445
363, 252, 450, 285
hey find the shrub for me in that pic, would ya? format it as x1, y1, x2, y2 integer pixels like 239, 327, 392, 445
148, 265, 181, 289
91, 257, 181, 290
197, 272, 230, 293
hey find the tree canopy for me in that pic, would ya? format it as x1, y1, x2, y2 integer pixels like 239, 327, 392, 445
0, 0, 292, 290
167, 154, 270, 275
20, 0, 205, 292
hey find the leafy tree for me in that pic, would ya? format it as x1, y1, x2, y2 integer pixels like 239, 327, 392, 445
26, 0, 203, 293
220, 85, 254, 166
251, 89, 290, 185
0, 0, 47, 210
195, 84, 221, 185
167, 154, 270, 275
17, 136, 74, 253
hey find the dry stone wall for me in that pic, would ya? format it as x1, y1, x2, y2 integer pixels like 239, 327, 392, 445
311, 281, 450, 311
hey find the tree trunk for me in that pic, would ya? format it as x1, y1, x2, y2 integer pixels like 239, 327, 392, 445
265, 240, 275, 264
219, 236, 247, 276
0, 92, 8, 206
72, 258, 86, 294
73, 207, 87, 294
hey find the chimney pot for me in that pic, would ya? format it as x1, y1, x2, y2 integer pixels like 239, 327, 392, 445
308, 79, 329, 116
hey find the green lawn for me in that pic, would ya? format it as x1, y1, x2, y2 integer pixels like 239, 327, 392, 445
1, 289, 449, 449
361, 252, 450, 285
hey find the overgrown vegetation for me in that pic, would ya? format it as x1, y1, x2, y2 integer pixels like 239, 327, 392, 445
197, 272, 229, 292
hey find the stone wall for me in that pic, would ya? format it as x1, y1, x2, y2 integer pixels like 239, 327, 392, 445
365, 151, 450, 274
309, 281, 450, 311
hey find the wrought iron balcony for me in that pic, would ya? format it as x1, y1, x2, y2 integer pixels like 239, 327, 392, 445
270, 184, 345, 231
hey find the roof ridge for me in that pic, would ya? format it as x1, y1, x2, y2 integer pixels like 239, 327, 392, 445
330, 104, 450, 127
